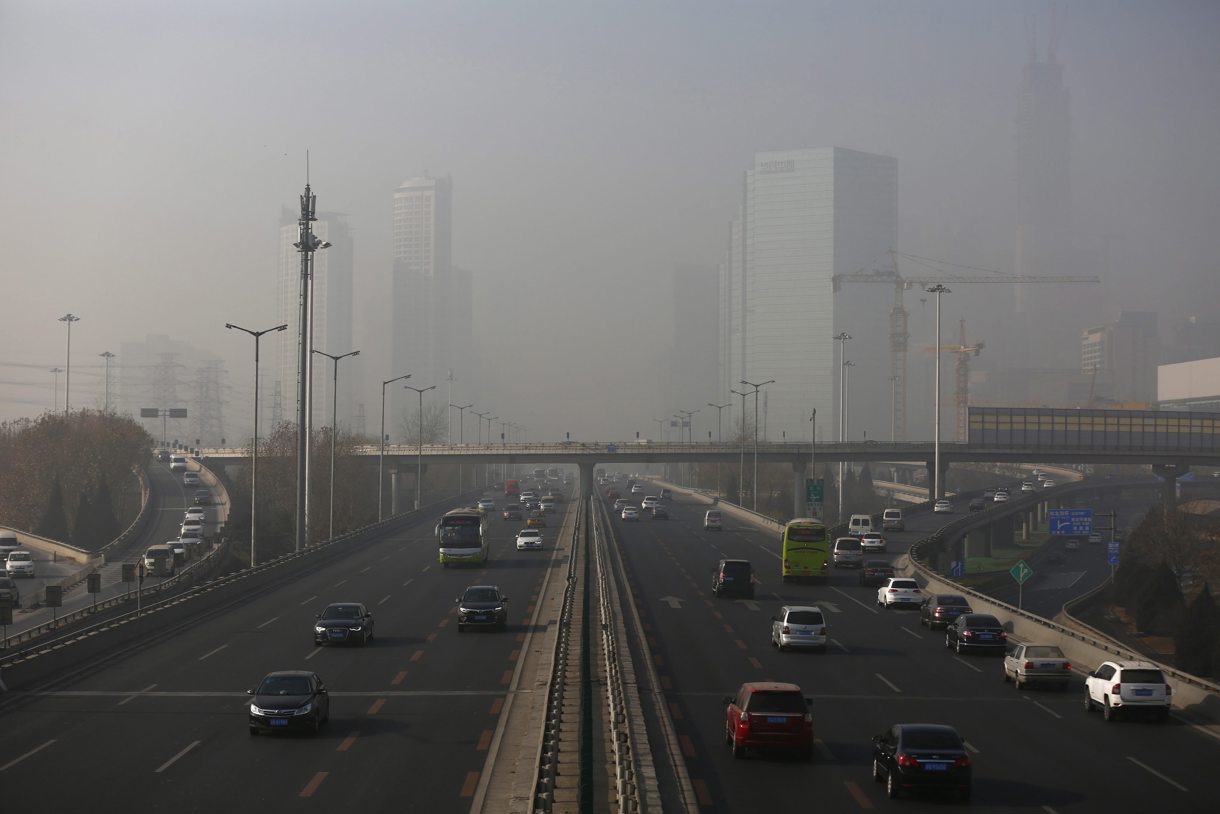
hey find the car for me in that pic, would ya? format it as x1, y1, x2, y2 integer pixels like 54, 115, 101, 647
519, 491, 538, 504
932, 499, 953, 514
456, 585, 509, 631
859, 559, 895, 587
881, 508, 904, 531
1031, 468, 1044, 478
169, 455, 187, 472
876, 577, 921, 608
0, 575, 21, 608
501, 504, 523, 521
539, 498, 556, 513
651, 505, 669, 520
992, 491, 1010, 503
183, 506, 207, 523
712, 558, 754, 598
180, 518, 203, 537
620, 506, 640, 521
0, 532, 20, 559
1083, 660, 1172, 722
982, 487, 998, 499
1042, 478, 1056, 488
5, 550, 35, 578
167, 538, 188, 559
630, 484, 644, 494
832, 536, 862, 568
192, 490, 212, 506
641, 496, 659, 511
1003, 643, 1072, 690
771, 605, 828, 652
945, 613, 1007, 654
247, 670, 330, 735
522, 498, 541, 511
968, 497, 986, 511
515, 529, 543, 551
847, 513, 875, 536
1020, 481, 1036, 492
612, 498, 630, 512
859, 532, 887, 553
526, 510, 547, 528
723, 682, 814, 760
919, 594, 972, 629
182, 471, 201, 486
477, 498, 496, 512
156, 449, 171, 462
178, 528, 203, 548
313, 602, 374, 645
872, 723, 971, 800
704, 509, 723, 531
544, 492, 564, 504
143, 545, 176, 576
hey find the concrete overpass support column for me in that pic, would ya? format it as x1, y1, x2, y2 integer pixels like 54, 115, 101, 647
1152, 463, 1189, 515
390, 471, 401, 516
993, 513, 1015, 551
964, 527, 988, 560
792, 461, 805, 520
925, 461, 936, 498
578, 462, 596, 499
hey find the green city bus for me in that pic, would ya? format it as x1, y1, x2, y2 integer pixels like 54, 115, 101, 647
781, 518, 830, 582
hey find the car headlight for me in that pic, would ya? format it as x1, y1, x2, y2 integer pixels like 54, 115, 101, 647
294, 702, 313, 716
493, 606, 504, 613
348, 626, 362, 632
250, 703, 270, 715
314, 626, 326, 633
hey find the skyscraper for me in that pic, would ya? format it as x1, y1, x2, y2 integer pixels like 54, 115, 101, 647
721, 147, 897, 445
389, 176, 472, 436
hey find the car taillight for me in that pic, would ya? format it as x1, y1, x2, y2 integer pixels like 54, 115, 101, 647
782, 560, 789, 569
888, 588, 898, 593
1024, 661, 1034, 669
962, 629, 975, 637
1063, 664, 1072, 671
781, 626, 791, 634
1111, 683, 1122, 694
1165, 684, 1172, 696
953, 757, 971, 768
896, 753, 919, 767
999, 632, 1007, 639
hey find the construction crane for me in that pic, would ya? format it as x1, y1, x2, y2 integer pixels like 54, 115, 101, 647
926, 319, 983, 443
831, 250, 1100, 441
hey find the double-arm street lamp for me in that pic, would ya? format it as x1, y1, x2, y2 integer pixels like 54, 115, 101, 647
313, 349, 360, 539
404, 384, 436, 510
678, 408, 699, 487
926, 284, 951, 500
834, 332, 852, 521
740, 379, 774, 512
58, 313, 79, 415
379, 373, 411, 521
730, 389, 748, 503
708, 401, 730, 497
451, 402, 473, 494
226, 322, 288, 566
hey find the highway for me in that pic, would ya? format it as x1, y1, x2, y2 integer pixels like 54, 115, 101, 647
608, 482, 1220, 813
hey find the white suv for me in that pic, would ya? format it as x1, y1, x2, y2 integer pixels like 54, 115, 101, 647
1083, 660, 1171, 722
876, 577, 922, 608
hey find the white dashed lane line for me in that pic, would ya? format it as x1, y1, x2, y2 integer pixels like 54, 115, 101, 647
256, 616, 279, 629
299, 595, 317, 606
875, 673, 902, 693
900, 627, 923, 640
0, 740, 56, 772
155, 740, 200, 773
198, 644, 228, 661
831, 586, 880, 614
118, 683, 157, 706
1127, 756, 1188, 792
952, 656, 982, 673
1031, 700, 1062, 719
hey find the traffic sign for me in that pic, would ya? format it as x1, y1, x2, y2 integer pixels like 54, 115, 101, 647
1107, 541, 1120, 566
1010, 559, 1034, 585
805, 478, 824, 504
949, 560, 964, 578
1048, 508, 1093, 536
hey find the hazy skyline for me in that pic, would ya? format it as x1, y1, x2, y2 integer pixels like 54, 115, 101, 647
3, 1, 1219, 443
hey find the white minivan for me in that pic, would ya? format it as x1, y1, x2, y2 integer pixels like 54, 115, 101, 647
703, 510, 723, 531
847, 514, 874, 537
881, 508, 904, 532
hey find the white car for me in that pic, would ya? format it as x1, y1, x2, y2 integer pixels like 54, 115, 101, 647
770, 605, 828, 652
539, 499, 556, 513
641, 496, 660, 511
183, 506, 207, 523
859, 532, 887, 553
169, 455, 188, 472
933, 499, 953, 514
1020, 481, 1035, 492
182, 471, 201, 486
477, 498, 496, 512
167, 539, 188, 559
993, 491, 1010, 503
877, 577, 922, 608
515, 529, 543, 551
630, 484, 644, 494
1042, 479, 1056, 488
180, 519, 203, 538
621, 506, 640, 521
1083, 660, 1171, 722
5, 550, 36, 578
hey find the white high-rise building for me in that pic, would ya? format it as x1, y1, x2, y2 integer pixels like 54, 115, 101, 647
720, 147, 897, 445
274, 210, 356, 435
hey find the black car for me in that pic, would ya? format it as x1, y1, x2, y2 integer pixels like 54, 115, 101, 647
314, 602, 375, 646
501, 504, 523, 521
945, 613, 1007, 654
457, 585, 509, 631
651, 505, 669, 520
968, 497, 986, 511
192, 490, 212, 506
919, 594, 972, 630
711, 559, 754, 599
872, 723, 971, 800
858, 560, 895, 587
247, 670, 330, 735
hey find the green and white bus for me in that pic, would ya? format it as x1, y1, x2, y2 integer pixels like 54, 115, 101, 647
780, 518, 830, 582
436, 508, 488, 566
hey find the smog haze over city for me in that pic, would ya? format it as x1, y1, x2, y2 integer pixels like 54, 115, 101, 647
2, 0, 1218, 446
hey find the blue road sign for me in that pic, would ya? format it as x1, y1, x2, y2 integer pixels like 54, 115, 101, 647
606, 444, 617, 453
1048, 508, 1093, 536
1108, 541, 1120, 566
949, 560, 964, 578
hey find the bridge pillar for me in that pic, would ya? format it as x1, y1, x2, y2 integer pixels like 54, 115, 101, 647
578, 462, 596, 499
964, 527, 989, 560
924, 460, 951, 499
390, 471, 401, 515
1152, 463, 1189, 514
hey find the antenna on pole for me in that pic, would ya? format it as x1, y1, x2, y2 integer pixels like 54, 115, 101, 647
306, 149, 310, 184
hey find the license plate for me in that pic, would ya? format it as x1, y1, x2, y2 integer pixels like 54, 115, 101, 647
766, 716, 787, 724
979, 634, 993, 640
270, 719, 288, 727
329, 630, 345, 639
1133, 688, 1153, 696
797, 630, 811, 636
923, 762, 948, 772
723, 576, 733, 581
474, 615, 486, 622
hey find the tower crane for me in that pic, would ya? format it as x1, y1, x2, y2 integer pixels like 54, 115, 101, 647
926, 319, 983, 443
831, 250, 1099, 441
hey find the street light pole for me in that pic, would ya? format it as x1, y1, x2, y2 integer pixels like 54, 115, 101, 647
313, 349, 360, 540
926, 284, 951, 500
472, 411, 490, 487
99, 351, 115, 412
227, 322, 288, 566
485, 416, 498, 486
679, 408, 699, 487
50, 367, 64, 412
808, 409, 817, 518
451, 402, 472, 494
833, 331, 851, 522
404, 384, 436, 510
708, 401, 730, 498
58, 313, 79, 415
890, 375, 898, 443
740, 379, 773, 513
730, 389, 748, 504
379, 374, 411, 521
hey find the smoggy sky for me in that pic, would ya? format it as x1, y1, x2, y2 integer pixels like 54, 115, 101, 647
3, 0, 1218, 441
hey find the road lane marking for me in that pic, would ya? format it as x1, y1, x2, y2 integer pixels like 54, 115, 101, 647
953, 656, 982, 673
378, 594, 391, 605
477, 730, 493, 750
679, 735, 695, 757
367, 699, 385, 715
900, 627, 923, 640
334, 579, 348, 587
197, 644, 228, 661
748, 656, 763, 669
875, 673, 901, 693
723, 623, 734, 634
118, 683, 157, 706
0, 740, 55, 772
155, 740, 200, 773
1032, 700, 1062, 719
815, 738, 836, 761
831, 638, 850, 653
402, 578, 414, 587
360, 566, 371, 573
692, 779, 712, 805
660, 675, 673, 690
1127, 756, 1188, 791
300, 771, 328, 797
305, 647, 321, 660
845, 780, 874, 808
831, 586, 880, 614
669, 702, 683, 720
337, 731, 359, 752
500, 670, 513, 685
459, 771, 479, 797
255, 616, 279, 630
735, 639, 748, 650
426, 633, 438, 643
409, 650, 423, 662
392, 671, 408, 685
757, 544, 781, 560
422, 565, 431, 573
299, 595, 317, 606
964, 740, 980, 754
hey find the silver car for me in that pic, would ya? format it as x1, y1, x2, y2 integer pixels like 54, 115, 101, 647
770, 605, 828, 652
1003, 643, 1072, 690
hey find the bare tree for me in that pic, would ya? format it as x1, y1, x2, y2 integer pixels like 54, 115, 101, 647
398, 401, 448, 445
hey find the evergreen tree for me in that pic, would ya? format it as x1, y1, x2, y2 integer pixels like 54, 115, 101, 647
1134, 561, 1185, 636
36, 476, 71, 542
92, 477, 122, 546
1175, 584, 1219, 678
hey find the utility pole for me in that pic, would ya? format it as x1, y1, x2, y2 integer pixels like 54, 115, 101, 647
58, 313, 79, 415
99, 351, 115, 412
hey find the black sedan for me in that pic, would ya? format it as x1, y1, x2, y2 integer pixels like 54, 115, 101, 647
945, 613, 1007, 654
501, 504, 523, 521
919, 594, 972, 630
858, 560, 895, 587
651, 505, 669, 520
872, 723, 971, 800
247, 670, 330, 735
456, 585, 509, 632
314, 602, 375, 646
192, 490, 212, 506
